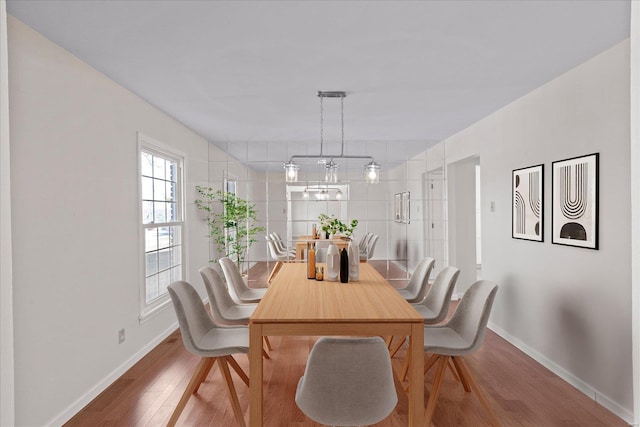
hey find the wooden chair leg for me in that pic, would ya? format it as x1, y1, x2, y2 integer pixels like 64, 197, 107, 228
450, 356, 470, 391
446, 358, 462, 384
264, 336, 273, 351
384, 336, 394, 349
167, 357, 216, 427
267, 261, 283, 283
262, 347, 270, 359
193, 357, 217, 393
219, 356, 247, 427
424, 356, 448, 427
400, 351, 411, 382
423, 353, 439, 375
226, 355, 249, 387
389, 336, 406, 358
454, 357, 501, 427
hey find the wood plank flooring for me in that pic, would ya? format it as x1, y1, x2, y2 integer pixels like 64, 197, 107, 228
64, 261, 627, 427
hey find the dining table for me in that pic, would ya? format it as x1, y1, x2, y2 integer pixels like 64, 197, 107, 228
249, 262, 424, 426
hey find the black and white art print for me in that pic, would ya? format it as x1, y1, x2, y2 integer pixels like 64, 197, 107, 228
512, 164, 543, 242
552, 153, 599, 249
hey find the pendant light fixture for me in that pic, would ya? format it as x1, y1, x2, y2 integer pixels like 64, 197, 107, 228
283, 91, 380, 183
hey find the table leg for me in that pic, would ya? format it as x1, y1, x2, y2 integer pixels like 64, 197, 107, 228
408, 322, 424, 426
249, 323, 263, 427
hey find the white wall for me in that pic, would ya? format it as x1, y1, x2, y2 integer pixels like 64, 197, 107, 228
631, 1, 640, 424
438, 40, 632, 421
8, 17, 210, 426
0, 1, 15, 426
447, 156, 479, 295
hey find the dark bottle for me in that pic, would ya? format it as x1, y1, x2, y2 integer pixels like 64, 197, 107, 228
340, 247, 349, 283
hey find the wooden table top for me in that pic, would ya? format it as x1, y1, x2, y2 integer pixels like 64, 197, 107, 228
251, 262, 422, 324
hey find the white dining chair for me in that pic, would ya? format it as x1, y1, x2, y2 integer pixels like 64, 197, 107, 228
265, 236, 295, 283
397, 266, 460, 376
270, 232, 296, 256
167, 280, 249, 427
295, 337, 398, 426
422, 280, 500, 426
200, 266, 273, 356
396, 257, 435, 303
359, 234, 379, 261
219, 256, 267, 303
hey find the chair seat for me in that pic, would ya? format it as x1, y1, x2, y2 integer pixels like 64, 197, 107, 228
397, 288, 422, 303
239, 288, 267, 303
423, 327, 471, 356
194, 326, 250, 357
220, 305, 256, 324
412, 304, 438, 322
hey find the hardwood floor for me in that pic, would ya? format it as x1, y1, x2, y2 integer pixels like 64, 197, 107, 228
64, 262, 627, 426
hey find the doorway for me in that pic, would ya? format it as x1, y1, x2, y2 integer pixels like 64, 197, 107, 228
447, 156, 480, 297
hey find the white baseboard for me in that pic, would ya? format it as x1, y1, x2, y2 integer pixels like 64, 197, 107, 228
488, 321, 634, 425
47, 322, 178, 427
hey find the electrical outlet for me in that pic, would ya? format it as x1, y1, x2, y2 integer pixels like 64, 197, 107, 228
118, 328, 125, 344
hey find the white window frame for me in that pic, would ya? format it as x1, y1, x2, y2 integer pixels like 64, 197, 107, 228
138, 133, 186, 322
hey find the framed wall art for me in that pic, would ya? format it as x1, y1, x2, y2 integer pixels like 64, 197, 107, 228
512, 164, 543, 241
552, 153, 599, 249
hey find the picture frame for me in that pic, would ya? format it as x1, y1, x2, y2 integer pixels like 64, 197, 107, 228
401, 192, 410, 224
552, 153, 599, 249
512, 164, 543, 242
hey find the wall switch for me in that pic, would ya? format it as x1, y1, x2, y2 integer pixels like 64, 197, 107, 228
490, 201, 495, 212
118, 328, 125, 344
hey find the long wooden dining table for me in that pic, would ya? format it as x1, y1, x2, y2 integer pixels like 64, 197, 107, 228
249, 262, 424, 426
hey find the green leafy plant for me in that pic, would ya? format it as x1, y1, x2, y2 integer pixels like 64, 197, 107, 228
195, 186, 265, 270
318, 213, 358, 238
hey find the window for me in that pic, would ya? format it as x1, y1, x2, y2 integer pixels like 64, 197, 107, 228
139, 134, 184, 320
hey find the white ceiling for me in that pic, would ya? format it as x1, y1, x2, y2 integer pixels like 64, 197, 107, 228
7, 0, 630, 167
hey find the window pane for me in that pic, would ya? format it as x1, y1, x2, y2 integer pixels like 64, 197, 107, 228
146, 275, 159, 303
153, 157, 166, 180
142, 201, 154, 224
158, 270, 171, 294
141, 152, 153, 177
158, 226, 170, 249
158, 248, 171, 271
146, 251, 159, 276
153, 178, 166, 201
154, 202, 166, 223
141, 177, 154, 200
145, 228, 158, 252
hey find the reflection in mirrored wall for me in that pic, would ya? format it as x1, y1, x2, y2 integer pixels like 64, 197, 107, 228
205, 140, 447, 288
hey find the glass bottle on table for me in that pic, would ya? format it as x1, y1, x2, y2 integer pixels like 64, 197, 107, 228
307, 242, 316, 279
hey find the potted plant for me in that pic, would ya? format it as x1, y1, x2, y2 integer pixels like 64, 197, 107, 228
195, 186, 265, 271
318, 213, 358, 239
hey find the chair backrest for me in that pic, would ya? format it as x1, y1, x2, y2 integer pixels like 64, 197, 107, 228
199, 266, 237, 324
404, 257, 435, 300
421, 266, 460, 323
358, 232, 372, 251
218, 257, 250, 301
265, 236, 286, 260
295, 337, 398, 426
446, 280, 498, 354
366, 234, 379, 259
167, 280, 216, 357
269, 232, 287, 253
